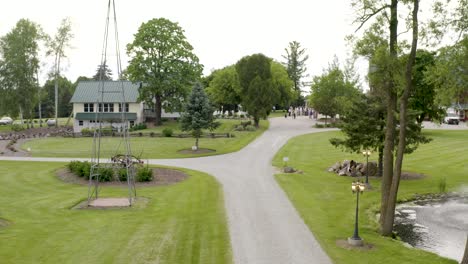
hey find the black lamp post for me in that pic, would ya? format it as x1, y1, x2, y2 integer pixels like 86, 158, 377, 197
362, 150, 371, 187
348, 181, 365, 246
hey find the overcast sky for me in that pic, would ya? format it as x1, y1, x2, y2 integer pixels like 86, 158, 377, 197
1, 0, 365, 87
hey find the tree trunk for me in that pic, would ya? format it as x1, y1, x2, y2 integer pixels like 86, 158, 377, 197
461, 234, 468, 264
254, 116, 260, 128
379, 0, 399, 234
195, 137, 199, 149
378, 145, 383, 177
382, 0, 419, 236
155, 94, 162, 126
54, 54, 61, 128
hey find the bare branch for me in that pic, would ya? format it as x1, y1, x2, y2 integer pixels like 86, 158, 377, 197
355, 4, 391, 32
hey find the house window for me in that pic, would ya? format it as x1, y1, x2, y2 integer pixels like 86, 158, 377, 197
78, 120, 83, 126
119, 103, 129, 112
84, 103, 94, 112
98, 103, 114, 112
130, 121, 135, 127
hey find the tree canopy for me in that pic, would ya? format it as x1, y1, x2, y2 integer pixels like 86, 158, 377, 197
0, 19, 43, 123
282, 41, 309, 106
235, 53, 276, 127
126, 18, 203, 125
309, 58, 360, 122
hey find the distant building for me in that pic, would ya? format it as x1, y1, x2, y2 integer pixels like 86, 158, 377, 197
70, 80, 182, 133
70, 81, 143, 133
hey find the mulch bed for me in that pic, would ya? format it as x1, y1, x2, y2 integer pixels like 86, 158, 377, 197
56, 167, 188, 186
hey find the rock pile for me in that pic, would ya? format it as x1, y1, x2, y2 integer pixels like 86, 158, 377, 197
328, 160, 378, 177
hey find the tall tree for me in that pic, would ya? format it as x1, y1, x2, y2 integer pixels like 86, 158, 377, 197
92, 64, 113, 81
352, 0, 422, 236
205, 65, 242, 112
309, 58, 360, 123
126, 18, 203, 126
282, 41, 309, 105
180, 82, 219, 149
46, 17, 73, 127
235, 53, 276, 127
0, 19, 43, 126
270, 61, 294, 109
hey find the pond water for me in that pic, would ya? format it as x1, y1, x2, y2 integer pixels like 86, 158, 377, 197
394, 196, 468, 262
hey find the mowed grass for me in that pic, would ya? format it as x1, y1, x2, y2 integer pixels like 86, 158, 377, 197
272, 130, 466, 264
0, 161, 232, 264
21, 119, 268, 159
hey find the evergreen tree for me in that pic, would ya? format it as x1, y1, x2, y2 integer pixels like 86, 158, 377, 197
92, 64, 113, 81
180, 82, 219, 149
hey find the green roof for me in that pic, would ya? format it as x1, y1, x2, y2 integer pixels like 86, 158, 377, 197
70, 81, 140, 103
75, 112, 137, 121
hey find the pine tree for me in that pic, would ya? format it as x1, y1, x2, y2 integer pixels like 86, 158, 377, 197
180, 82, 219, 149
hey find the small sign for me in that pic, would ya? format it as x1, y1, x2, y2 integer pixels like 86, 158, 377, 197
283, 157, 289, 162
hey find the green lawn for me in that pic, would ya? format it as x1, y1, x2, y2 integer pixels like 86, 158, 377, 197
0, 161, 232, 264
273, 130, 465, 264
22, 119, 268, 159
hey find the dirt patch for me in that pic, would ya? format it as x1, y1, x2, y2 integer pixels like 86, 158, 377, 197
177, 148, 216, 154
0, 218, 10, 227
57, 167, 188, 186
336, 239, 374, 251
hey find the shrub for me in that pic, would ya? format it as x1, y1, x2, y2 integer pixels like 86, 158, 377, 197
118, 168, 128, 181
68, 160, 83, 175
240, 120, 252, 127
81, 128, 92, 136
136, 167, 153, 182
245, 125, 256, 131
98, 167, 113, 182
234, 125, 244, 131
80, 161, 91, 179
11, 124, 25, 132
162, 128, 173, 137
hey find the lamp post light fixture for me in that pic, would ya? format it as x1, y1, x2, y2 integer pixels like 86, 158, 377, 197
362, 150, 372, 187
348, 181, 365, 246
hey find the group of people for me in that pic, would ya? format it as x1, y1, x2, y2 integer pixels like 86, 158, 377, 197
285, 106, 317, 119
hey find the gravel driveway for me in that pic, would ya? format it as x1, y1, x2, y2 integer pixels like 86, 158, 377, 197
145, 116, 335, 264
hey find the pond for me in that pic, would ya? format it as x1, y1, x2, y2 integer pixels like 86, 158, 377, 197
394, 195, 468, 262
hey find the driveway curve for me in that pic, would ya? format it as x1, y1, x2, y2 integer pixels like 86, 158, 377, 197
148, 116, 335, 264
1, 116, 335, 264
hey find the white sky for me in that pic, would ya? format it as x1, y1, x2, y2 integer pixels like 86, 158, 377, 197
1, 0, 366, 87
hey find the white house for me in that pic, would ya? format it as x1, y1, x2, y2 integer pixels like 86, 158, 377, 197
70, 81, 144, 133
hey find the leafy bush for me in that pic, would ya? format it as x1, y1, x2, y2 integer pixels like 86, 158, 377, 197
162, 128, 173, 137
234, 125, 244, 131
136, 167, 153, 182
98, 167, 114, 182
245, 125, 256, 131
11, 124, 25, 132
438, 177, 447, 193
80, 161, 91, 179
68, 160, 83, 175
118, 168, 128, 181
129, 123, 147, 132
80, 128, 92, 136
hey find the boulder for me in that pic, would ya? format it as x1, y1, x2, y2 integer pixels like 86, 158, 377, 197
283, 166, 296, 173
362, 162, 378, 176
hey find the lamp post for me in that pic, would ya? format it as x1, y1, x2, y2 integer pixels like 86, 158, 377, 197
362, 150, 372, 187
348, 181, 365, 246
